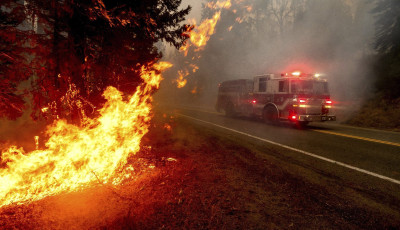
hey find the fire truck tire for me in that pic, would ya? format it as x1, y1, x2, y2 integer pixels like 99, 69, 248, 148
263, 106, 278, 123
296, 121, 309, 128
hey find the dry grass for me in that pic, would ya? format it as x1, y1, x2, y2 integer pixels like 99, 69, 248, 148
347, 97, 400, 131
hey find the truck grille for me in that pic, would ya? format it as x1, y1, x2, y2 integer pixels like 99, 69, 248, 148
306, 99, 322, 115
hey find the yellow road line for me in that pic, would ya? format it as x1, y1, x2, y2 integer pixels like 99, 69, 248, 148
178, 113, 400, 185
181, 106, 400, 147
313, 129, 400, 147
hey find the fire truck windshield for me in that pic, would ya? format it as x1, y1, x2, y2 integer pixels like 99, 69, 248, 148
291, 80, 328, 95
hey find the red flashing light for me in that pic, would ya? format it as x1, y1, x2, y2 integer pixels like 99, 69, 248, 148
299, 99, 306, 103
291, 115, 297, 120
251, 99, 257, 104
325, 100, 332, 104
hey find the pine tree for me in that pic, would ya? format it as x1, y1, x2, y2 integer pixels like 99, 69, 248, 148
1, 0, 191, 121
0, 1, 32, 119
372, 0, 400, 98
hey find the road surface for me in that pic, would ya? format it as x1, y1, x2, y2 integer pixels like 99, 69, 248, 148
174, 106, 400, 190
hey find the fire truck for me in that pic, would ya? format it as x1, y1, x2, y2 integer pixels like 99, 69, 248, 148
215, 72, 336, 125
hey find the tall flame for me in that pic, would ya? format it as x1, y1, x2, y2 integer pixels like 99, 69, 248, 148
189, 12, 221, 49
185, 0, 231, 49
174, 0, 231, 87
0, 62, 172, 207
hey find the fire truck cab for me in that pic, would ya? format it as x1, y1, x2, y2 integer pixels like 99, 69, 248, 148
216, 72, 336, 125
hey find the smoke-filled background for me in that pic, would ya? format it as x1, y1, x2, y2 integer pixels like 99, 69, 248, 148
156, 0, 376, 119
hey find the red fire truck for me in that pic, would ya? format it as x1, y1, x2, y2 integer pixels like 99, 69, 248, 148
216, 72, 336, 125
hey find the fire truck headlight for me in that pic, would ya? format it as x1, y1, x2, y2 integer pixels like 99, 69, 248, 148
292, 71, 301, 76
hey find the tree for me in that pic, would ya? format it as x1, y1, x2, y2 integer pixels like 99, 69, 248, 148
0, 1, 33, 119
372, 0, 400, 98
1, 0, 191, 122
373, 0, 400, 53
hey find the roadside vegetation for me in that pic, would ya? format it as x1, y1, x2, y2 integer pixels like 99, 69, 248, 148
347, 96, 400, 131
347, 0, 400, 131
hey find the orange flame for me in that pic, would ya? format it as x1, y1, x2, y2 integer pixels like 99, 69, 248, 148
245, 5, 252, 12
206, 0, 232, 9
179, 41, 190, 57
235, 17, 243, 23
175, 0, 231, 89
191, 86, 197, 94
0, 62, 172, 207
188, 0, 231, 49
189, 12, 221, 49
190, 64, 199, 73
176, 70, 189, 88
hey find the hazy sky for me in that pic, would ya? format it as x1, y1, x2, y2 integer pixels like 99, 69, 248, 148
182, 0, 203, 22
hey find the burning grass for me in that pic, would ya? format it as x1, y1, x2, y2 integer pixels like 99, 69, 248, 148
1, 111, 399, 229
0, 63, 171, 207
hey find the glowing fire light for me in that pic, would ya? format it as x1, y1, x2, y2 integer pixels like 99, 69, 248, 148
191, 87, 197, 94
189, 12, 221, 48
235, 17, 243, 23
245, 5, 252, 12
41, 107, 49, 113
190, 64, 199, 73
175, 0, 231, 89
34, 136, 39, 150
206, 0, 231, 9
176, 70, 189, 88
179, 42, 190, 57
187, 0, 231, 49
0, 62, 172, 207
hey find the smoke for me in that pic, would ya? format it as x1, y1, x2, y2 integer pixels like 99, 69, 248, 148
0, 107, 46, 152
156, 0, 377, 120
0, 82, 47, 152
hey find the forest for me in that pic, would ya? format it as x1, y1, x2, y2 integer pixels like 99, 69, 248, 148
1, 0, 191, 122
1, 0, 400, 129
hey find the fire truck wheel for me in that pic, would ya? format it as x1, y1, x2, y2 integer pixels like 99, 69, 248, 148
263, 106, 278, 123
295, 121, 309, 128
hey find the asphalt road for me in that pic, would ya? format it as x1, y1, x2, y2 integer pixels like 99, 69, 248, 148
174, 106, 400, 188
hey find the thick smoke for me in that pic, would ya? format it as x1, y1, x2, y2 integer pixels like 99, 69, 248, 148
156, 0, 377, 120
